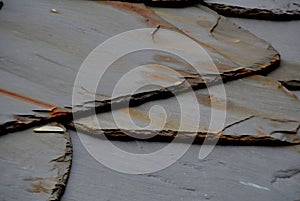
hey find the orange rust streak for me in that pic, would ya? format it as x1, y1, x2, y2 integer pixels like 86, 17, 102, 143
255, 129, 267, 137
153, 55, 189, 67
0, 88, 56, 109
30, 183, 51, 194
50, 111, 70, 116
105, 1, 174, 28
103, 1, 227, 60
147, 73, 178, 83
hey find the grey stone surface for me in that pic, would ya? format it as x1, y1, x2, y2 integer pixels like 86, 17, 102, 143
0, 0, 279, 110
0, 0, 299, 200
76, 75, 300, 144
62, 131, 300, 201
203, 0, 300, 20
205, 0, 300, 11
0, 128, 72, 201
230, 17, 300, 90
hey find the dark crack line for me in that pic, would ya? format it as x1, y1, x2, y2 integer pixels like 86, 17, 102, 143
0, 25, 281, 144
110, 1, 247, 69
50, 129, 73, 201
279, 80, 300, 91
69, 122, 293, 146
271, 124, 300, 135
210, 16, 221, 35
203, 2, 300, 21
151, 25, 160, 40
271, 168, 300, 184
221, 115, 255, 132
0, 53, 283, 144
261, 117, 299, 123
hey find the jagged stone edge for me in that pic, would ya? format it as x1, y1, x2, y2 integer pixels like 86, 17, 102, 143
49, 129, 73, 201
69, 122, 297, 146
202, 2, 300, 21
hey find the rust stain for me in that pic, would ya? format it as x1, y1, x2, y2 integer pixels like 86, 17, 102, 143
153, 55, 190, 68
120, 107, 181, 130
33, 177, 44, 181
0, 88, 55, 109
199, 16, 206, 20
196, 93, 263, 116
152, 55, 201, 77
50, 109, 70, 116
255, 129, 267, 137
196, 94, 226, 111
104, 1, 280, 78
128, 108, 150, 123
30, 183, 52, 194
145, 72, 179, 83
144, 64, 181, 83
105, 1, 175, 28
197, 20, 214, 28
215, 64, 231, 71
0, 88, 68, 115
252, 75, 298, 99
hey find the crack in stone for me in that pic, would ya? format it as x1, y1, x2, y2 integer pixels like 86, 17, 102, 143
221, 115, 255, 132
0, 2, 287, 147
0, 124, 73, 201
271, 124, 300, 135
151, 25, 161, 40
0, 53, 287, 146
271, 167, 300, 184
202, 2, 300, 21
279, 80, 300, 91
210, 16, 221, 35
106, 0, 300, 21
69, 122, 295, 145
49, 126, 73, 201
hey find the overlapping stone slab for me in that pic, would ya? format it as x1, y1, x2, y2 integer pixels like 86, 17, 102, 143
228, 17, 300, 90
74, 75, 300, 144
0, 0, 280, 135
72, 2, 280, 113
62, 131, 300, 201
0, 127, 72, 201
0, 90, 70, 135
203, 0, 300, 20
0, 0, 299, 201
0, 0, 280, 102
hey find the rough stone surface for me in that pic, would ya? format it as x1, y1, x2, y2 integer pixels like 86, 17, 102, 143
0, 0, 279, 109
0, 128, 72, 201
203, 0, 300, 20
229, 17, 300, 91
75, 75, 300, 144
62, 131, 300, 201
1, 0, 299, 200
